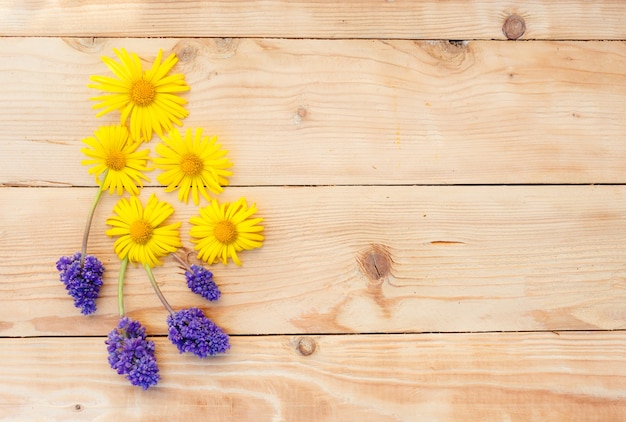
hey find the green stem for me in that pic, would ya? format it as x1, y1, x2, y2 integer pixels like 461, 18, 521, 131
80, 169, 108, 266
117, 257, 128, 316
144, 263, 174, 315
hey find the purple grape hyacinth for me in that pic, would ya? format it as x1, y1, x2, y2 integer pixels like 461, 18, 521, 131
184, 265, 220, 301
56, 252, 104, 315
167, 307, 230, 358
105, 317, 160, 389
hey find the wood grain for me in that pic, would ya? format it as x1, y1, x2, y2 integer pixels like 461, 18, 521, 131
1, 332, 624, 421
1, 3, 625, 418
2, 38, 626, 186
1, 1, 625, 40
3, 185, 626, 337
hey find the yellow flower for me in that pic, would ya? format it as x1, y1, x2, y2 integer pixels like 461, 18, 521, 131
89, 48, 190, 143
189, 198, 264, 265
81, 125, 150, 196
106, 194, 182, 267
154, 128, 233, 205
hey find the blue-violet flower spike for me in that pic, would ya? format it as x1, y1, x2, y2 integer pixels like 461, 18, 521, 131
185, 265, 220, 301
105, 317, 160, 390
56, 252, 104, 315
167, 307, 230, 358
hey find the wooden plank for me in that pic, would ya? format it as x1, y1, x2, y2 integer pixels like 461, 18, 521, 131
1, 1, 625, 40
2, 38, 626, 186
1, 332, 625, 421
3, 185, 626, 337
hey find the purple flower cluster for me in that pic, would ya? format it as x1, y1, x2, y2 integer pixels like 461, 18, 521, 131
105, 317, 160, 390
185, 265, 220, 301
167, 307, 230, 358
56, 252, 104, 315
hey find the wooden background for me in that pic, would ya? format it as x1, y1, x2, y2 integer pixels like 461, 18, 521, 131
1, 1, 626, 420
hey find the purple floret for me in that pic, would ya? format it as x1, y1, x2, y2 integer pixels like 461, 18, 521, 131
56, 252, 104, 315
167, 307, 230, 358
185, 265, 220, 301
105, 317, 159, 390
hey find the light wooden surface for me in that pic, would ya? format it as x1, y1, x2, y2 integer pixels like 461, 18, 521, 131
2, 333, 626, 421
1, 1, 626, 420
1, 1, 625, 39
3, 185, 626, 337
3, 37, 626, 186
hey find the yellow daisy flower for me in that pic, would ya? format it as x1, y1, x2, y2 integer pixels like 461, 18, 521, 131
106, 194, 182, 267
189, 198, 264, 266
81, 125, 150, 196
154, 127, 233, 205
89, 48, 190, 143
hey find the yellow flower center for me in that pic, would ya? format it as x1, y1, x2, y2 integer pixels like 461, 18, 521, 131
214, 221, 237, 244
130, 79, 156, 106
129, 220, 153, 245
105, 150, 127, 171
181, 153, 204, 176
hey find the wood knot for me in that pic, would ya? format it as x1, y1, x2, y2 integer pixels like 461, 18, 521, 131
293, 106, 308, 124
420, 40, 473, 70
296, 336, 316, 356
503, 14, 526, 40
358, 244, 392, 281
176, 45, 197, 63
62, 37, 105, 53
211, 38, 239, 58
73, 404, 84, 412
